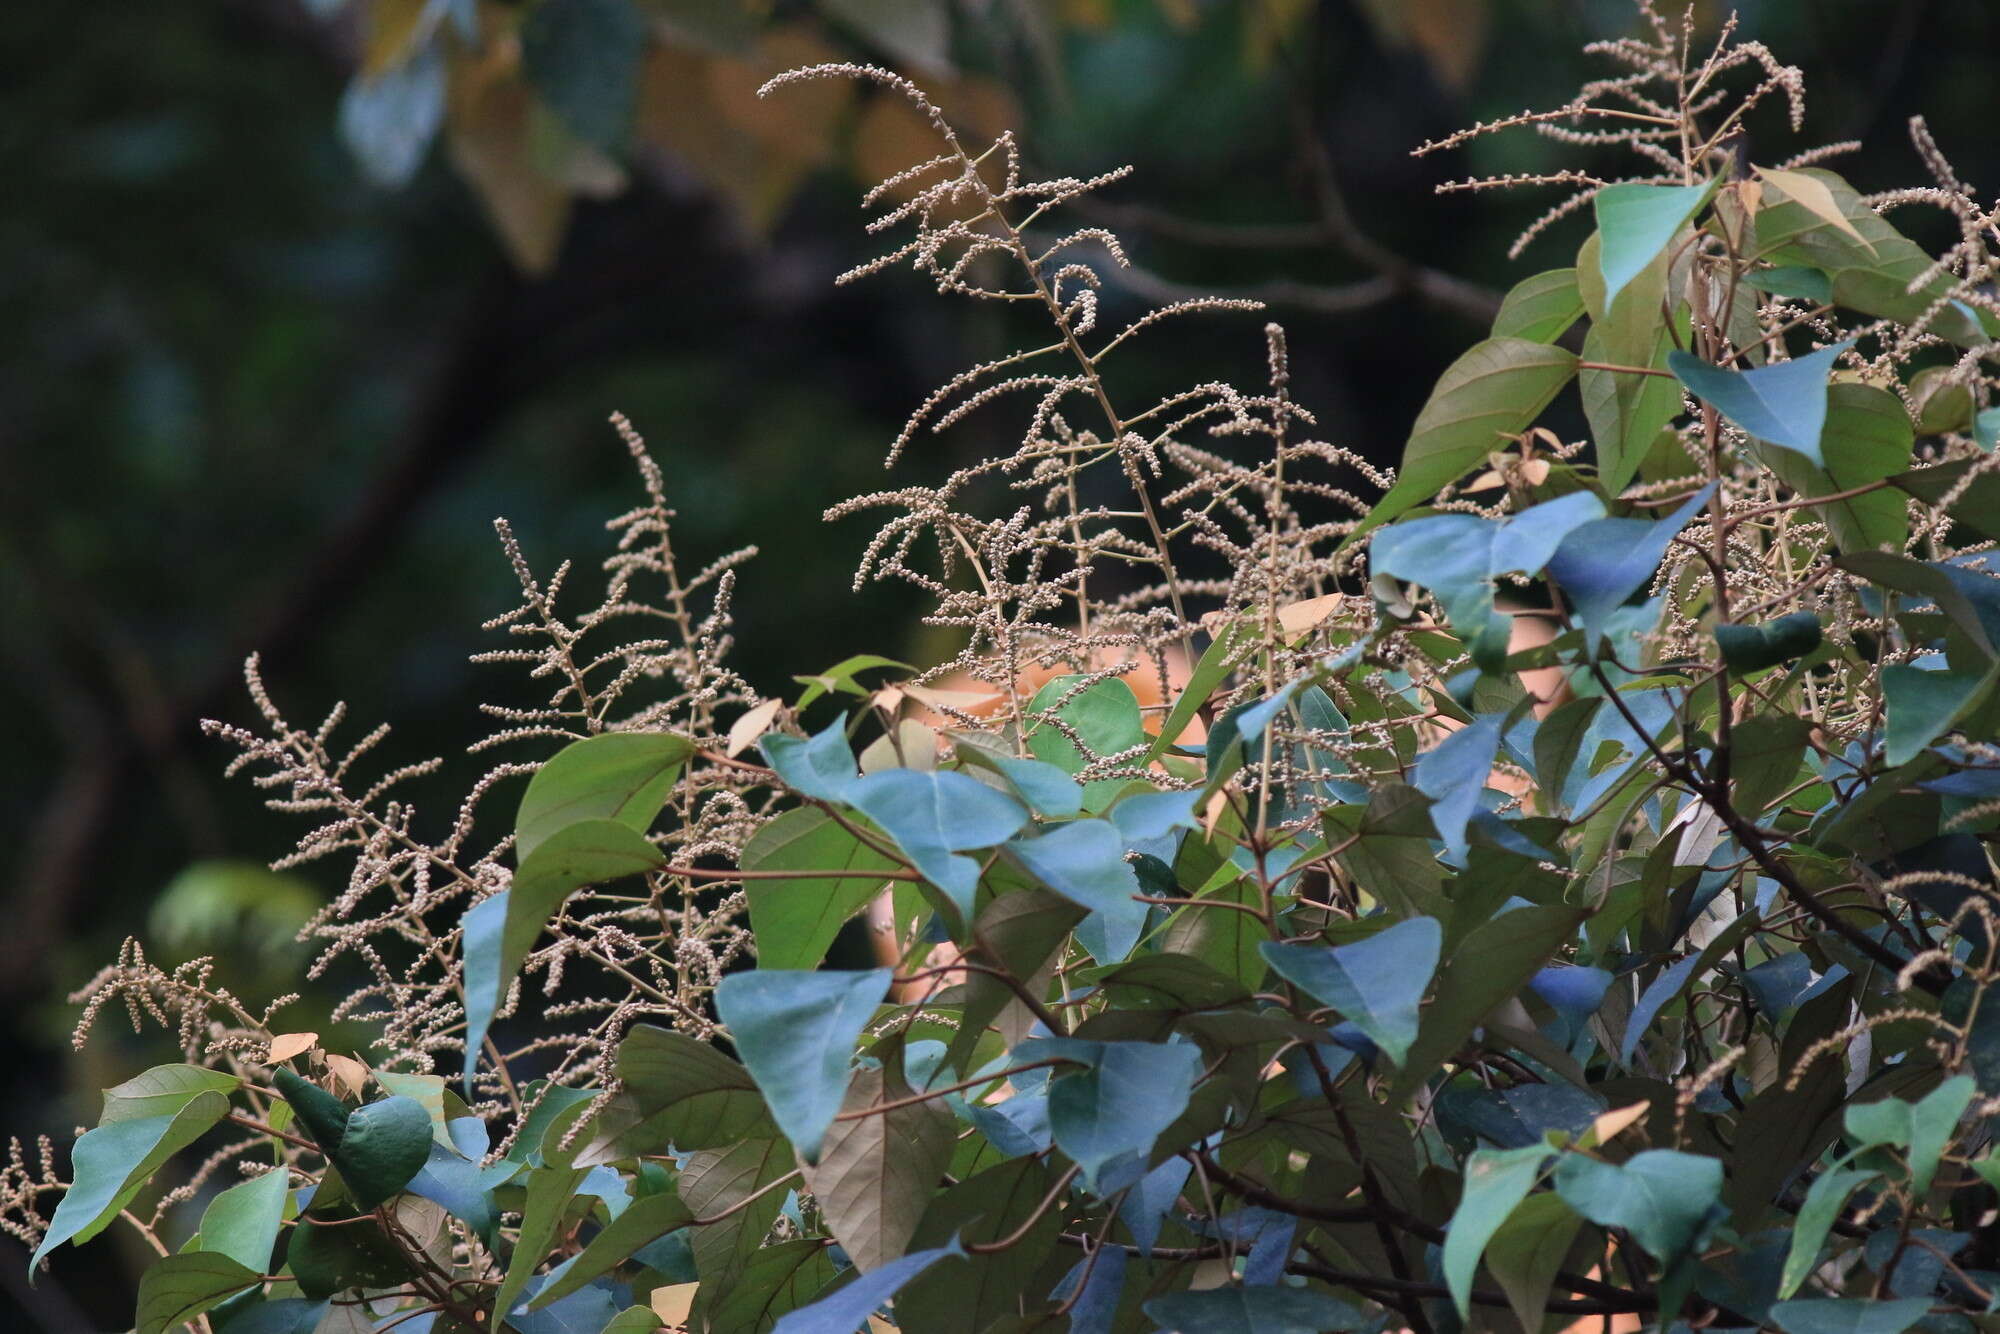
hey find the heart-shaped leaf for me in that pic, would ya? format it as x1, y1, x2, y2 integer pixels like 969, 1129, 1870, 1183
336, 1095, 435, 1210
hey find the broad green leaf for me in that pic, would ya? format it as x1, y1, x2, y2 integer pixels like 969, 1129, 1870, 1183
1347, 339, 1579, 543
1768, 1298, 1933, 1334
762, 720, 862, 802
1594, 181, 1712, 306
793, 653, 912, 710
1728, 713, 1814, 820
1778, 1167, 1878, 1298
1754, 382, 1913, 554
1747, 265, 1833, 304
1027, 675, 1148, 808
1843, 1074, 1976, 1194
528, 1192, 694, 1308
677, 1136, 793, 1284
847, 769, 1027, 918
897, 1159, 1065, 1334
714, 968, 893, 1161
1715, 611, 1821, 673
193, 1166, 291, 1273
601, 1309, 662, 1334
1753, 166, 1993, 346
371, 1070, 450, 1146
945, 888, 1086, 1071
271, 1070, 350, 1155
1371, 491, 1604, 655
1836, 551, 2000, 656
956, 745, 1085, 818
335, 1096, 433, 1210
1552, 1148, 1723, 1263
1096, 953, 1251, 1012
31, 1090, 231, 1272
1142, 1287, 1368, 1334
1394, 906, 1589, 1102
801, 1063, 956, 1270
1546, 483, 1715, 648
135, 1252, 262, 1334
515, 731, 691, 859
1261, 916, 1441, 1067
742, 807, 901, 971
575, 1025, 772, 1163
519, 0, 647, 151
1004, 818, 1144, 964
1016, 1037, 1204, 1190
461, 889, 509, 1084
700, 1237, 841, 1334
771, 1239, 965, 1334
102, 1065, 242, 1124
1577, 227, 1689, 493
1531, 696, 1601, 805
1668, 342, 1854, 464
1443, 1145, 1553, 1317
492, 1164, 586, 1329
507, 818, 665, 995
288, 1207, 412, 1299
1483, 1191, 1585, 1330
1411, 715, 1502, 859
1492, 268, 1584, 344
1882, 664, 1990, 765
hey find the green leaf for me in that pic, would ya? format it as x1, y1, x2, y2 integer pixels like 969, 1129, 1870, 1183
676, 1136, 792, 1284
1778, 1167, 1878, 1298
1483, 1191, 1585, 1331
461, 889, 509, 1085
1371, 491, 1605, 650
1668, 342, 1854, 465
1004, 818, 1144, 964
1096, 954, 1251, 1012
713, 968, 894, 1161
1546, 483, 1715, 649
896, 1160, 1064, 1334
1843, 1074, 1976, 1194
1754, 383, 1913, 553
1019, 1038, 1204, 1191
1027, 675, 1148, 809
1492, 268, 1584, 343
762, 720, 862, 802
515, 731, 691, 860
692, 1237, 840, 1334
1582, 321, 1687, 496
1395, 906, 1589, 1102
1142, 1287, 1368, 1333
528, 1192, 693, 1308
1347, 339, 1579, 544
272, 1070, 350, 1156
771, 1239, 965, 1334
135, 1251, 262, 1334
372, 1070, 451, 1146
945, 888, 1086, 1071
288, 1208, 412, 1299
575, 1025, 773, 1163
492, 1165, 585, 1329
601, 1309, 663, 1334
956, 745, 1085, 818
335, 1095, 433, 1210
800, 1061, 956, 1271
193, 1166, 292, 1273
102, 1065, 242, 1124
1747, 266, 1832, 305
31, 1090, 231, 1273
1715, 611, 1822, 673
1443, 1145, 1553, 1317
1768, 1298, 1934, 1334
1552, 1149, 1722, 1264
1837, 551, 2000, 656
740, 805, 906, 974
1882, 664, 1990, 766
1260, 916, 1441, 1067
519, 0, 647, 151
1411, 714, 1502, 858
793, 653, 912, 710
847, 769, 1027, 918
1594, 182, 1712, 306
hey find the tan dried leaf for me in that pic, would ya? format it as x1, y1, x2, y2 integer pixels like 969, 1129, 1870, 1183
265, 1032, 319, 1064
1757, 166, 1874, 252
323, 1053, 370, 1100
726, 698, 783, 757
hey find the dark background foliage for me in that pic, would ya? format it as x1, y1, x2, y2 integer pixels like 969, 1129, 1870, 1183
3, 0, 1996, 1323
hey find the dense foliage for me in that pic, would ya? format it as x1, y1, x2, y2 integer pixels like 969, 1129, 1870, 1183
16, 9, 2000, 1333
